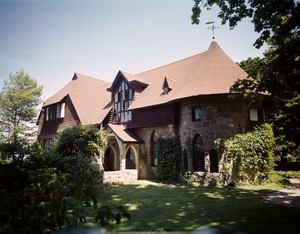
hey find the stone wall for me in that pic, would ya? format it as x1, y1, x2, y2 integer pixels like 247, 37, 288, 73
103, 170, 138, 183
129, 95, 249, 182
134, 125, 176, 179
178, 95, 248, 176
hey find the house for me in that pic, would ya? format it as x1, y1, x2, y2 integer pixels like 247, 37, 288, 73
37, 40, 265, 183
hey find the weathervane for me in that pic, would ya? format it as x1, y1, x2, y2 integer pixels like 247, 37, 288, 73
206, 20, 219, 39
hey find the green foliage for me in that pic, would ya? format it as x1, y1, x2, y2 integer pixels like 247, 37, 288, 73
191, 0, 299, 48
53, 124, 106, 189
0, 123, 110, 233
217, 123, 276, 183
62, 156, 104, 189
179, 170, 194, 185
191, 0, 300, 161
155, 136, 182, 181
95, 205, 131, 231
0, 70, 43, 144
269, 170, 300, 186
268, 171, 290, 186
55, 124, 107, 159
0, 171, 98, 233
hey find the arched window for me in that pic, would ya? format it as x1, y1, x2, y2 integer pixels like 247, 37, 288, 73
126, 147, 136, 169
150, 131, 158, 167
209, 149, 219, 173
104, 147, 114, 171
193, 134, 205, 171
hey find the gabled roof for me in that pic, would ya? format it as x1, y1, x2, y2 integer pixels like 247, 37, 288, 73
128, 40, 248, 110
107, 70, 149, 92
43, 73, 112, 125
107, 124, 144, 143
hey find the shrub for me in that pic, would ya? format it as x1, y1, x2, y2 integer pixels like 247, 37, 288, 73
269, 170, 300, 186
155, 136, 182, 181
55, 124, 107, 159
216, 123, 276, 183
0, 173, 97, 233
179, 170, 194, 185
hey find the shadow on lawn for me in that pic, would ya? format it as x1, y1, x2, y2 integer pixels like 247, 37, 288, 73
95, 183, 300, 233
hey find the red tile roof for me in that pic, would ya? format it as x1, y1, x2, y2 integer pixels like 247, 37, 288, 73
128, 40, 248, 110
43, 73, 112, 125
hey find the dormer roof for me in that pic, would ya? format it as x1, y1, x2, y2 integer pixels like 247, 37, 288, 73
107, 71, 148, 92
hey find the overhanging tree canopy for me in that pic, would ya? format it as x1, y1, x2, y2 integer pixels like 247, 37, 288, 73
191, 0, 300, 160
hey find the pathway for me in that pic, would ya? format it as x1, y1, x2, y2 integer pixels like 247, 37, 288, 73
267, 179, 300, 209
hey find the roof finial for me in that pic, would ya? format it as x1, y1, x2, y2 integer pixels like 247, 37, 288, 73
206, 20, 219, 40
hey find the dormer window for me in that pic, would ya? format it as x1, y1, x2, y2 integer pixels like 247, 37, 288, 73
162, 77, 174, 95
46, 103, 65, 121
113, 80, 132, 123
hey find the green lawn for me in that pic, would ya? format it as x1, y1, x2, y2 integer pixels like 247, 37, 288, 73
83, 181, 300, 233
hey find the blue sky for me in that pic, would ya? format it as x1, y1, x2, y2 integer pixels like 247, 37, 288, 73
0, 0, 268, 102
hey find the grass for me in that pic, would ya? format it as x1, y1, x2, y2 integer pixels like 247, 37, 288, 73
82, 181, 300, 233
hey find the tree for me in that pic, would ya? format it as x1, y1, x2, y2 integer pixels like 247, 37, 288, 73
191, 0, 300, 161
0, 70, 43, 144
55, 124, 107, 159
54, 124, 107, 188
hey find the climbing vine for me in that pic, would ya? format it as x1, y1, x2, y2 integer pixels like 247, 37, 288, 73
155, 136, 182, 181
216, 123, 276, 183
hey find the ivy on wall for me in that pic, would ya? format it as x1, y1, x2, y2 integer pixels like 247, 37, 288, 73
216, 123, 276, 183
155, 136, 182, 181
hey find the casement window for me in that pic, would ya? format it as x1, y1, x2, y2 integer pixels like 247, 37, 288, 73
44, 138, 54, 149
46, 103, 65, 121
113, 81, 133, 123
192, 106, 202, 121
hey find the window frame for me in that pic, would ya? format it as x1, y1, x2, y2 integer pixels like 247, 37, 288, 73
192, 106, 202, 121
113, 80, 133, 123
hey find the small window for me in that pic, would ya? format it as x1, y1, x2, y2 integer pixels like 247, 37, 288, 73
129, 89, 133, 99
128, 111, 132, 121
192, 106, 202, 121
249, 109, 258, 121
114, 93, 118, 102
46, 103, 64, 121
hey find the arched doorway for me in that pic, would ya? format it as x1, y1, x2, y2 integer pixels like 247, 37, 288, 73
209, 149, 219, 173
104, 147, 115, 171
193, 134, 205, 171
126, 147, 136, 169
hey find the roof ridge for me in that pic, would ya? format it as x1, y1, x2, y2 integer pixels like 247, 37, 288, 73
75, 72, 111, 84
